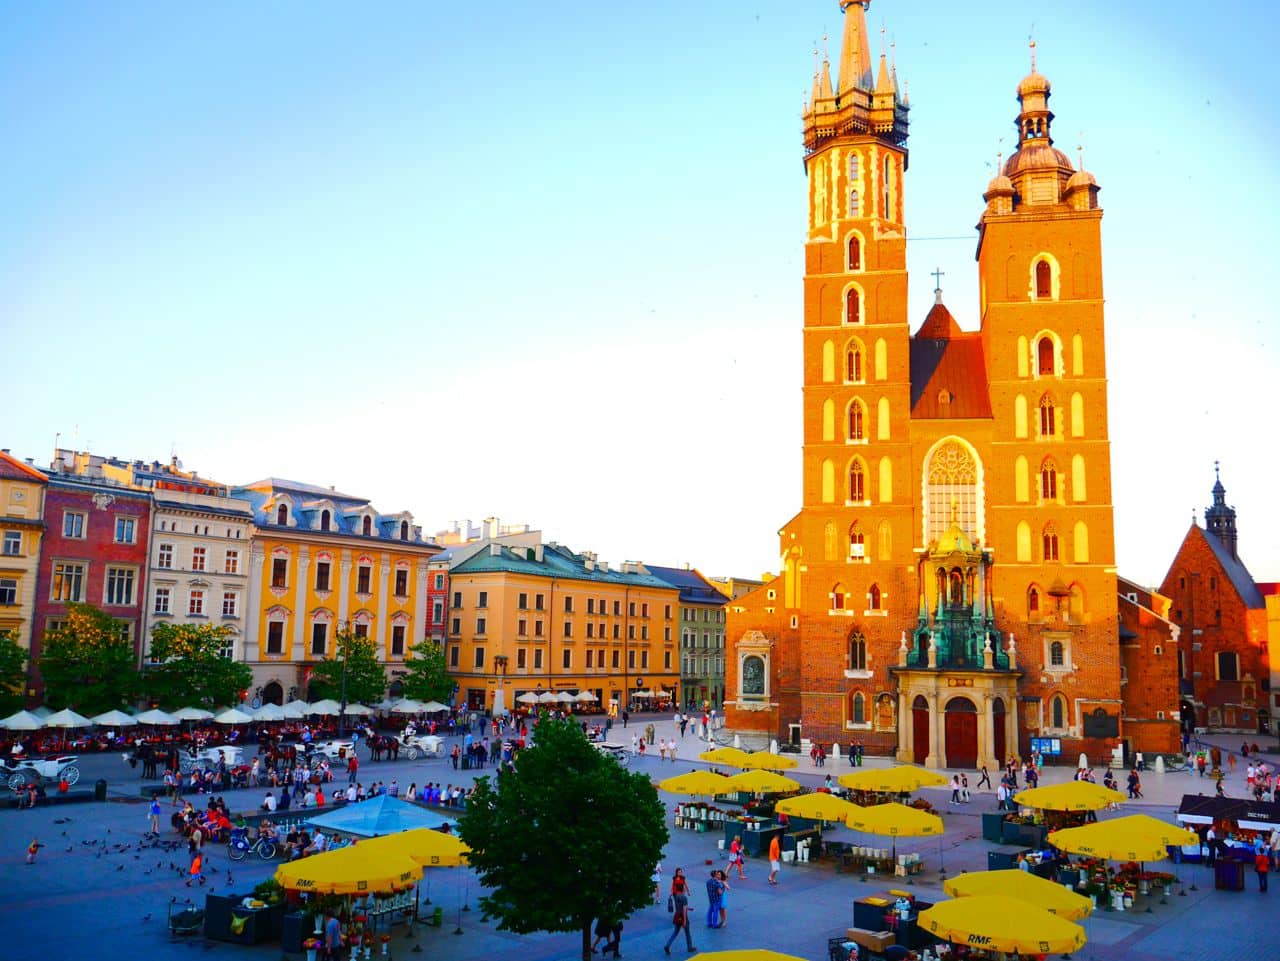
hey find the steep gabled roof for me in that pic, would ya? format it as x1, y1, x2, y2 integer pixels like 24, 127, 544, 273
1198, 525, 1265, 609
910, 333, 992, 419
646, 565, 726, 605
0, 451, 48, 483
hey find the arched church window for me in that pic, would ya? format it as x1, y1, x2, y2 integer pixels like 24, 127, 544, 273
852, 692, 866, 725
1040, 459, 1058, 500
846, 287, 861, 325
868, 584, 882, 610
848, 235, 862, 271
847, 343, 864, 382
1051, 694, 1066, 729
831, 583, 846, 610
848, 153, 859, 181
923, 439, 982, 545
848, 400, 865, 441
849, 631, 867, 670
1035, 259, 1053, 299
848, 190, 860, 218
849, 460, 866, 502
1028, 587, 1040, 617
849, 523, 865, 560
1042, 524, 1060, 562
1050, 641, 1065, 666
1037, 336, 1055, 376
1039, 395, 1057, 437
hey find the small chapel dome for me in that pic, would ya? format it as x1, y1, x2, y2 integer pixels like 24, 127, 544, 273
1017, 70, 1051, 99
936, 521, 976, 556
1066, 168, 1097, 191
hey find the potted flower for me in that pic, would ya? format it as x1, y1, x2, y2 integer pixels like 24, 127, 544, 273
380, 933, 392, 957
302, 937, 321, 961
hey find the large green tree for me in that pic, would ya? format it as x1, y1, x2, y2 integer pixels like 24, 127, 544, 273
398, 640, 454, 704
458, 717, 668, 961
145, 622, 253, 709
0, 631, 28, 716
37, 603, 141, 714
308, 630, 386, 705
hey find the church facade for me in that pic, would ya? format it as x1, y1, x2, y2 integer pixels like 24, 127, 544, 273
724, 1, 1135, 768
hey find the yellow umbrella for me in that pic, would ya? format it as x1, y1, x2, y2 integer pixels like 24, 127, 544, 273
723, 769, 801, 794
1013, 781, 1126, 811
740, 750, 798, 771
775, 792, 863, 822
943, 869, 1094, 920
918, 895, 1087, 954
1048, 821, 1171, 862
698, 747, 753, 767
838, 765, 949, 793
658, 770, 733, 796
1107, 814, 1198, 848
845, 802, 943, 837
352, 828, 471, 867
690, 952, 808, 961
275, 844, 421, 895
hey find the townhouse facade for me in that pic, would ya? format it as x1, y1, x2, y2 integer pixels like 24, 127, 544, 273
0, 451, 49, 664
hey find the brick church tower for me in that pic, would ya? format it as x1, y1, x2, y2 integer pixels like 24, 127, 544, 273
725, 1, 1123, 768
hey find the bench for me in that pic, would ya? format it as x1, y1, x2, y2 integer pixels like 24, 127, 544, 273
3, 789, 96, 809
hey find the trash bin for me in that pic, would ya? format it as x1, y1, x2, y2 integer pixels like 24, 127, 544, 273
95, 779, 108, 801
430, 907, 444, 927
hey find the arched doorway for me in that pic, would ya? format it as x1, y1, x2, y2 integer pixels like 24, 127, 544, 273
945, 697, 978, 769
261, 681, 283, 706
912, 696, 930, 765
992, 697, 1007, 765
388, 680, 404, 699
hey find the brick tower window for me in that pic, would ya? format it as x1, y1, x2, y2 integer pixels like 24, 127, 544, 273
848, 400, 866, 441
1035, 259, 1053, 299
849, 631, 867, 670
1042, 525, 1060, 562
845, 287, 862, 325
868, 584, 882, 610
848, 189, 860, 218
847, 344, 864, 382
1038, 395, 1057, 437
1051, 695, 1067, 728
1040, 460, 1058, 500
849, 461, 866, 502
1028, 587, 1040, 617
1037, 336, 1055, 376
852, 691, 866, 725
849, 524, 865, 559
831, 584, 847, 610
1049, 641, 1065, 666
847, 235, 862, 270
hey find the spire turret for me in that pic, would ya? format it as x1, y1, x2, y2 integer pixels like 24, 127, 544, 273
838, 1, 873, 95
1204, 461, 1239, 559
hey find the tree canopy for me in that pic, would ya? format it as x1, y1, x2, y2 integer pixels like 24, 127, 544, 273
37, 603, 141, 714
458, 717, 668, 961
398, 640, 454, 704
307, 630, 386, 705
145, 622, 253, 709
0, 631, 28, 716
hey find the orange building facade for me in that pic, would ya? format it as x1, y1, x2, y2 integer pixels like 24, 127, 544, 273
725, 1, 1136, 766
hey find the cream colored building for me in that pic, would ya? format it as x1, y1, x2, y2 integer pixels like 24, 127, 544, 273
0, 450, 48, 654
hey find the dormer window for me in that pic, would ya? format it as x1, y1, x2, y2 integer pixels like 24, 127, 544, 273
276, 504, 288, 526
400, 520, 409, 541
320, 510, 331, 532
362, 516, 373, 536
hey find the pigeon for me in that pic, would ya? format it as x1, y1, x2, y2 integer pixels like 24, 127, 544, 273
142, 914, 151, 922
117, 864, 125, 872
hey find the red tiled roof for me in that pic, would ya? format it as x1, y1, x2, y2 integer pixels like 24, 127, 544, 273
0, 451, 48, 483
910, 332, 993, 419
915, 301, 963, 340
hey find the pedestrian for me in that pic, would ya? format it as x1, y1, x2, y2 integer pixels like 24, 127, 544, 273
1206, 825, 1218, 868
705, 869, 725, 927
1257, 849, 1270, 893
1228, 752, 1237, 773
603, 919, 623, 958
323, 909, 342, 961
652, 861, 663, 904
631, 734, 639, 757
950, 775, 961, 804
347, 754, 359, 785
669, 740, 678, 764
659, 738, 668, 762
960, 773, 970, 803
977, 766, 991, 790
996, 781, 1009, 811
726, 835, 747, 879
717, 871, 731, 928
768, 834, 782, 885
1270, 828, 1280, 871
25, 837, 43, 865
148, 793, 162, 835
592, 915, 612, 953
664, 868, 696, 955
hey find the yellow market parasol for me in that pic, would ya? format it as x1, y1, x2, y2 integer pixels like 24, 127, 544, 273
690, 952, 808, 961
723, 769, 801, 794
698, 747, 754, 767
739, 750, 799, 771
845, 802, 943, 838
1013, 781, 1126, 811
838, 765, 950, 793
774, 792, 863, 822
275, 844, 421, 895
1048, 820, 1172, 862
1105, 814, 1198, 848
351, 828, 471, 868
943, 869, 1094, 920
918, 895, 1087, 954
658, 770, 733, 796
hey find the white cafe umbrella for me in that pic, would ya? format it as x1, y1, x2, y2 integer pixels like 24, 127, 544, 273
172, 707, 215, 722
252, 703, 286, 721
633, 690, 653, 699
44, 708, 93, 728
213, 707, 254, 725
516, 693, 540, 705
90, 709, 138, 727
555, 691, 576, 702
576, 691, 598, 703
421, 701, 450, 713
282, 699, 311, 719
134, 708, 179, 726
31, 706, 53, 720
492, 689, 507, 717
0, 710, 46, 731
537, 691, 560, 704
652, 689, 670, 698
343, 704, 374, 717
307, 699, 342, 716
375, 699, 398, 711
389, 699, 425, 714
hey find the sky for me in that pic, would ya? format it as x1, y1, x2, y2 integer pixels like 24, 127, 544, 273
2, 1, 1277, 589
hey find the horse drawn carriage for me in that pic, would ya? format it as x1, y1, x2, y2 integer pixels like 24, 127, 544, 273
2, 755, 81, 791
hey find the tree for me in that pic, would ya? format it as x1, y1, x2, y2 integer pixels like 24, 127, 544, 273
0, 631, 28, 716
458, 718, 668, 961
308, 630, 386, 705
37, 603, 141, 714
145, 623, 253, 709
399, 640, 454, 704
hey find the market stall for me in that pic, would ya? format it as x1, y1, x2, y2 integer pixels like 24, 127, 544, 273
845, 803, 942, 878
918, 894, 1087, 955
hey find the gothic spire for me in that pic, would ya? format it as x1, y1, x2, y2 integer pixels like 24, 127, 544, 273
837, 1, 873, 95
1204, 461, 1239, 560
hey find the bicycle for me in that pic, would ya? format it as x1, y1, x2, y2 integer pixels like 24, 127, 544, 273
228, 830, 277, 861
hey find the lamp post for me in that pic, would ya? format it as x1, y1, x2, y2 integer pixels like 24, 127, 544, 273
337, 622, 351, 738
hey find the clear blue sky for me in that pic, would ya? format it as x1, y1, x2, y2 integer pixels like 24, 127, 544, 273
2, 1, 1276, 588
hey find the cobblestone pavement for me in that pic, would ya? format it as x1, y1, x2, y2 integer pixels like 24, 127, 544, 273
1, 721, 1275, 961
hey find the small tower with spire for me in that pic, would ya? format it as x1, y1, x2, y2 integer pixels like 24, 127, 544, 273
1204, 462, 1240, 559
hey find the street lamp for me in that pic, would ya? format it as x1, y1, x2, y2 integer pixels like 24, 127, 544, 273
337, 621, 352, 738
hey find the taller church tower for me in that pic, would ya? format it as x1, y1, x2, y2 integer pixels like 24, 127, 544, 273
725, 6, 1122, 768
